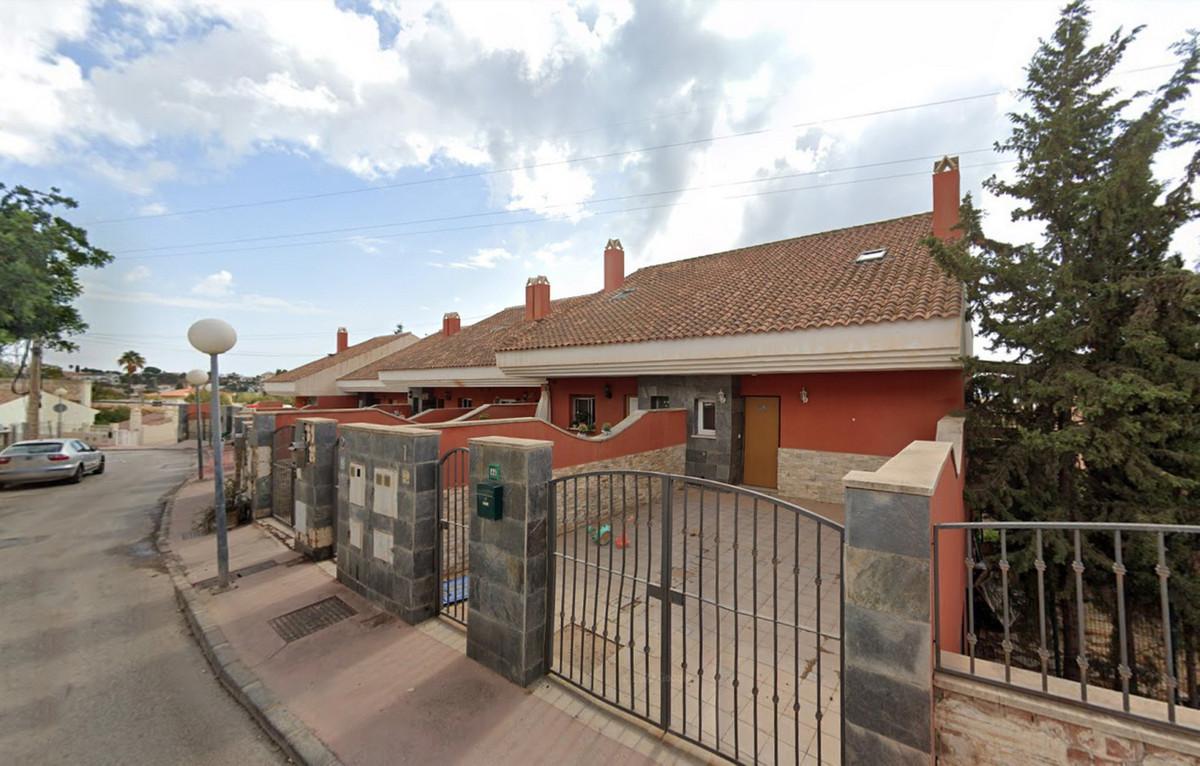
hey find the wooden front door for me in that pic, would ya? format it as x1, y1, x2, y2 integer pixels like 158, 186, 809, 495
742, 396, 780, 488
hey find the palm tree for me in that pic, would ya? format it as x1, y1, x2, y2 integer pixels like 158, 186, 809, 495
117, 350, 146, 386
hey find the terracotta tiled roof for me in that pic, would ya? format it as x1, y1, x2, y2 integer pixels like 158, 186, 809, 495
500, 212, 960, 351
270, 334, 412, 383
341, 297, 592, 380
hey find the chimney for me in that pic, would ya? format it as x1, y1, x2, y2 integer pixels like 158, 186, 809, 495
525, 275, 551, 321
442, 312, 461, 337
336, 326, 349, 352
604, 238, 625, 292
932, 155, 961, 241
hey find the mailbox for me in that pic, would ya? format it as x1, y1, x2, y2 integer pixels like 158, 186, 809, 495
476, 480, 503, 520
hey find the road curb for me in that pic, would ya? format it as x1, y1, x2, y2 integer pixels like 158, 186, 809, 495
157, 481, 342, 766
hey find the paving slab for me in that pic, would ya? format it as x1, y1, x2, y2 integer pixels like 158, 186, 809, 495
164, 478, 681, 765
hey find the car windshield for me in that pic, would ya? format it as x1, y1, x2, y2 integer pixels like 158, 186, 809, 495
4, 442, 64, 455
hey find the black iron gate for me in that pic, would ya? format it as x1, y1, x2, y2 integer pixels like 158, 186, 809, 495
546, 471, 845, 765
271, 424, 296, 526
436, 447, 470, 626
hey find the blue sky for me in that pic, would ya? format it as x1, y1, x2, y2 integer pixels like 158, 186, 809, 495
2, 0, 1196, 375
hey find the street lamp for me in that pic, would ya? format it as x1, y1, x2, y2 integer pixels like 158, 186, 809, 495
185, 369, 208, 481
54, 387, 67, 436
188, 318, 237, 589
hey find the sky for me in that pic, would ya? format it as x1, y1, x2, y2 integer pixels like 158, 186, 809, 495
2, 0, 1197, 375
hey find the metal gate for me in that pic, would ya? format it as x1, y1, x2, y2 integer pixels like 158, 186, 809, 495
436, 447, 470, 626
547, 471, 845, 765
271, 424, 296, 526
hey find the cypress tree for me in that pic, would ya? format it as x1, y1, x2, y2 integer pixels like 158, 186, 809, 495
930, 1, 1200, 690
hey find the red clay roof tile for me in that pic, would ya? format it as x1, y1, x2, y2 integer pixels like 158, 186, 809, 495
270, 333, 411, 383
499, 212, 959, 351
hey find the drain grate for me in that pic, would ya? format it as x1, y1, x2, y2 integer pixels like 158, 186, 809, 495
269, 596, 356, 642
194, 559, 280, 590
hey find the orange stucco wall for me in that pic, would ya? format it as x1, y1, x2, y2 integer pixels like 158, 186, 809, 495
469, 403, 537, 420
269, 408, 411, 429
416, 386, 539, 408
307, 395, 360, 409
738, 370, 963, 456
931, 451, 967, 655
549, 377, 639, 430
410, 407, 474, 424
430, 409, 686, 473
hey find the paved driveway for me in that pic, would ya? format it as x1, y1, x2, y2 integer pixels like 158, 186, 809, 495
549, 478, 844, 765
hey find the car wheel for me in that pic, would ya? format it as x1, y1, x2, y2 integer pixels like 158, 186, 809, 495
95, 457, 106, 475
70, 465, 84, 484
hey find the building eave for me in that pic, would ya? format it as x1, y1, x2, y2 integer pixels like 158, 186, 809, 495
377, 365, 544, 389
495, 317, 967, 377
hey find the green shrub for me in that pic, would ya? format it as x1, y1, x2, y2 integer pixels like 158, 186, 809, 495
94, 406, 130, 425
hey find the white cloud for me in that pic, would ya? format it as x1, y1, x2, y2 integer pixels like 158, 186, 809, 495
499, 142, 596, 222
84, 281, 329, 316
138, 201, 168, 216
192, 269, 234, 296
1, 0, 1195, 278
445, 247, 514, 270
349, 236, 387, 254
123, 265, 152, 283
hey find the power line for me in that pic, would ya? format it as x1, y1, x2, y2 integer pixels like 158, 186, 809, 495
114, 148, 997, 256
88, 92, 1011, 225
74, 334, 322, 358
83, 328, 396, 340
84, 61, 1175, 227
118, 158, 1017, 261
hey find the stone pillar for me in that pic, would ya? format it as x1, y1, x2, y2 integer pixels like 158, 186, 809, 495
293, 417, 338, 560
466, 435, 553, 687
841, 440, 959, 766
336, 423, 440, 624
251, 412, 276, 519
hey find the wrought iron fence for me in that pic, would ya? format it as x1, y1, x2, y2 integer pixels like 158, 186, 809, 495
547, 470, 844, 765
934, 521, 1200, 732
435, 447, 470, 626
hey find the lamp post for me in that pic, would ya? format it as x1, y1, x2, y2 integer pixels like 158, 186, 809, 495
54, 387, 67, 436
185, 369, 208, 480
188, 318, 237, 589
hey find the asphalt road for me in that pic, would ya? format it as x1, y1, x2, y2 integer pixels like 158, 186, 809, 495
0, 447, 285, 765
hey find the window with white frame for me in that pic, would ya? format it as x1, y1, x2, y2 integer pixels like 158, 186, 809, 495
571, 395, 596, 429
459, 397, 472, 408
695, 398, 717, 436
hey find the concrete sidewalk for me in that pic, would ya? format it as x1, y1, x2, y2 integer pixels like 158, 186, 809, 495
164, 479, 706, 765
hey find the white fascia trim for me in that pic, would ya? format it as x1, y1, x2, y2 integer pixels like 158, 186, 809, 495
263, 381, 297, 395
377, 365, 544, 389
337, 379, 386, 393
495, 317, 965, 377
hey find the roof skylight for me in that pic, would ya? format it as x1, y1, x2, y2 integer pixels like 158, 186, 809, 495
855, 248, 887, 263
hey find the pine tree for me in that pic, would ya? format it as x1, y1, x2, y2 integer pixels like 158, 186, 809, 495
930, 1, 1200, 690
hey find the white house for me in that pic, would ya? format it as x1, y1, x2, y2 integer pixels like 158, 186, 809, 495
0, 389, 100, 440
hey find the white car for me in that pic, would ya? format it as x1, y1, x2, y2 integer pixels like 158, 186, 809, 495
0, 439, 106, 488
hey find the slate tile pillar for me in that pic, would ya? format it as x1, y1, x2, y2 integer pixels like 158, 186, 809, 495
841, 441, 959, 766
251, 412, 276, 519
466, 435, 553, 687
336, 423, 440, 624
292, 417, 338, 560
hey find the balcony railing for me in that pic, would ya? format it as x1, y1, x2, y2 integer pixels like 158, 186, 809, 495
934, 521, 1200, 732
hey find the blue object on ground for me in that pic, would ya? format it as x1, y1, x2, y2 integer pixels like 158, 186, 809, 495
441, 576, 469, 606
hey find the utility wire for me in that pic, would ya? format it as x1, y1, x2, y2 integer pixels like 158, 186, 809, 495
114, 148, 996, 255
118, 158, 1016, 261
85, 61, 1175, 227
88, 92, 1011, 225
